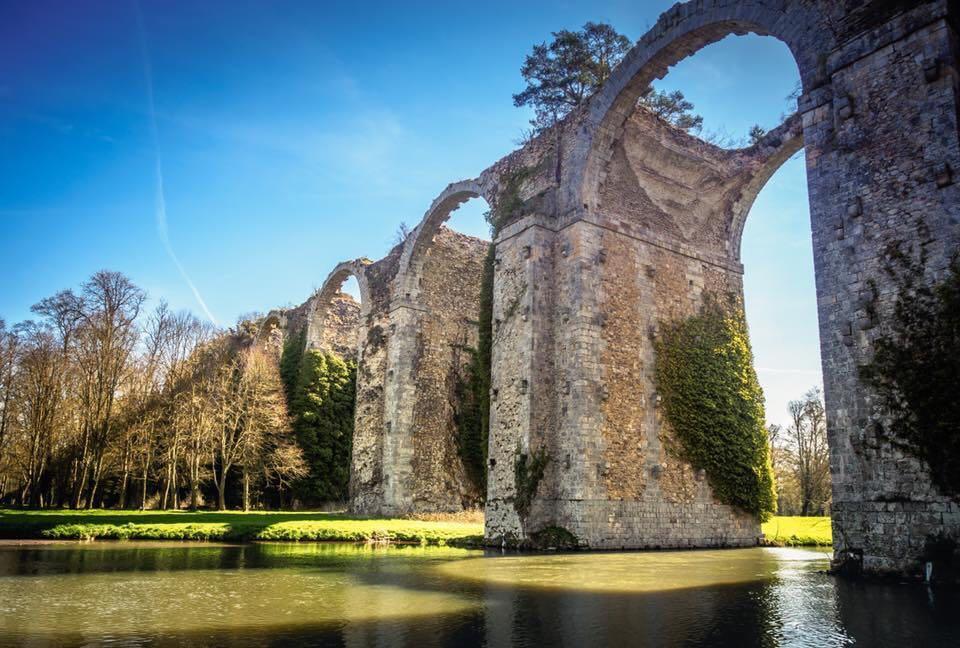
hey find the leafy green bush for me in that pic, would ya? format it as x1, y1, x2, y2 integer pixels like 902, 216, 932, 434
859, 245, 960, 498
291, 351, 356, 504
654, 298, 776, 520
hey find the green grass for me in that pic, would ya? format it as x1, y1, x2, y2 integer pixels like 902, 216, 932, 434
0, 510, 832, 548
0, 509, 484, 546
761, 516, 832, 547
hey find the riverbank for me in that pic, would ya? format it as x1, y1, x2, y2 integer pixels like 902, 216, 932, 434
0, 509, 485, 545
0, 509, 832, 547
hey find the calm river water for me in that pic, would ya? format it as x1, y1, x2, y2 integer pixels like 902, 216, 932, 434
0, 542, 957, 647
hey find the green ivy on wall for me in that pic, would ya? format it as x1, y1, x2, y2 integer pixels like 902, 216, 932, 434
455, 244, 495, 495
859, 243, 960, 499
514, 445, 549, 518
654, 297, 776, 521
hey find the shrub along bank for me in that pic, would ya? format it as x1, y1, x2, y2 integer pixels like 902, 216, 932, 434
0, 509, 484, 546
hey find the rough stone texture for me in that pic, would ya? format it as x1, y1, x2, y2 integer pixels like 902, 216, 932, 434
267, 227, 489, 515
263, 0, 958, 575
484, 0, 958, 573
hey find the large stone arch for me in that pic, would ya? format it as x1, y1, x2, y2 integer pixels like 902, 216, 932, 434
484, 0, 960, 577
375, 179, 494, 513
569, 0, 832, 216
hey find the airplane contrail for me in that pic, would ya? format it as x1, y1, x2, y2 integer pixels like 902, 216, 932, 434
134, 0, 218, 326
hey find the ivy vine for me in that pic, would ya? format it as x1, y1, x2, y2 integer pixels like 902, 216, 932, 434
859, 242, 960, 499
653, 296, 776, 520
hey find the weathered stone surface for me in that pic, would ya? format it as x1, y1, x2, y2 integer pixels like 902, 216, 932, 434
264, 0, 959, 576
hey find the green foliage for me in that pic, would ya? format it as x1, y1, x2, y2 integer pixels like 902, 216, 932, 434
0, 509, 482, 545
455, 245, 495, 495
638, 88, 704, 132
290, 351, 356, 504
859, 245, 960, 498
279, 327, 306, 407
514, 446, 549, 518
513, 22, 631, 132
654, 298, 776, 521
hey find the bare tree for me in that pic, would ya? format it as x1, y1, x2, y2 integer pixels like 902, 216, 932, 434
10, 322, 62, 507
784, 387, 831, 515
0, 321, 18, 497
66, 271, 146, 508
238, 345, 292, 511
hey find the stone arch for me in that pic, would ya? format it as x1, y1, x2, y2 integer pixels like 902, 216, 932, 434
306, 258, 372, 352
728, 114, 805, 261
396, 179, 492, 301
569, 0, 833, 215
255, 311, 284, 343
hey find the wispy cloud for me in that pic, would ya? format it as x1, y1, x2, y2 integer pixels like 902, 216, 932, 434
134, 1, 217, 325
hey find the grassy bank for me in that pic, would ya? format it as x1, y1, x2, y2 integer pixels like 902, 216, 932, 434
0, 509, 484, 546
0, 510, 832, 547
761, 516, 832, 546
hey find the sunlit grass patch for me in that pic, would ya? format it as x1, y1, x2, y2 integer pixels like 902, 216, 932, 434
761, 516, 832, 546
0, 509, 484, 546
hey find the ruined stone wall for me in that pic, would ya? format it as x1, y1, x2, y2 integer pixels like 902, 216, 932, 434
486, 107, 791, 548
485, 219, 557, 539
348, 250, 399, 514
318, 294, 361, 360
260, 0, 958, 575
353, 227, 487, 514
409, 228, 487, 509
799, 2, 960, 574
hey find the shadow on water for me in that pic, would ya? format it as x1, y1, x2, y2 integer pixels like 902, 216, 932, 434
0, 544, 958, 647
0, 541, 473, 578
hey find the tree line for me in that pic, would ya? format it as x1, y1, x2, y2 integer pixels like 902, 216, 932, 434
0, 270, 355, 510
768, 387, 831, 516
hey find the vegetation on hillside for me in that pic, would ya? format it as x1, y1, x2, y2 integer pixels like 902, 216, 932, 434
654, 297, 776, 520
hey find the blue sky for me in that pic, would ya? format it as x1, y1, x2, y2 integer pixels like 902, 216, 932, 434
0, 0, 821, 425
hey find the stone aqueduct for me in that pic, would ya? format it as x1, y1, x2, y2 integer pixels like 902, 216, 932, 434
264, 0, 960, 576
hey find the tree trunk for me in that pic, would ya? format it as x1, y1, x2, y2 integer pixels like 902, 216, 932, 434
190, 477, 199, 511
171, 461, 179, 509
217, 475, 227, 511
118, 468, 129, 509
141, 464, 149, 510
160, 462, 170, 510
242, 468, 250, 512
87, 456, 104, 510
